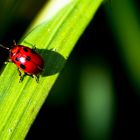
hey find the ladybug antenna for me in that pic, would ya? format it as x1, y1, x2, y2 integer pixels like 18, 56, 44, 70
0, 44, 10, 50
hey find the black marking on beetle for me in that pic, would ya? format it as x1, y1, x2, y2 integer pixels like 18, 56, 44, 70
23, 47, 28, 52
20, 64, 26, 69
15, 57, 20, 61
26, 56, 31, 61
17, 50, 20, 54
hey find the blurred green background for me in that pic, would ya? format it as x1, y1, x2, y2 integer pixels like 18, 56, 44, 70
0, 0, 140, 140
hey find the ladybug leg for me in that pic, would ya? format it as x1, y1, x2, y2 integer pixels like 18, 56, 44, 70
32, 45, 36, 51
18, 68, 23, 82
4, 58, 12, 64
24, 73, 33, 78
17, 68, 24, 82
25, 74, 39, 83
37, 65, 44, 71
33, 75, 39, 83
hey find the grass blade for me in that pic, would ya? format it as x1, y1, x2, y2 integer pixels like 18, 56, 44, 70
0, 0, 103, 139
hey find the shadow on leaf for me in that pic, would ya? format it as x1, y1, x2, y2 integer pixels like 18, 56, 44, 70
39, 49, 66, 77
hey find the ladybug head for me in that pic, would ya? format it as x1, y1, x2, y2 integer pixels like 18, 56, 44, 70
10, 46, 20, 58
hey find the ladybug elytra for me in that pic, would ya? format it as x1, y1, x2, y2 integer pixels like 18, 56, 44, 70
0, 40, 44, 82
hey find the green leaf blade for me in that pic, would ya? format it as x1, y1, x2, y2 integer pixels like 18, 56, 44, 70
0, 0, 103, 139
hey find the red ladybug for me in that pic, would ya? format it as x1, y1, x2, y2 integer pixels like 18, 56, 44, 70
0, 40, 44, 82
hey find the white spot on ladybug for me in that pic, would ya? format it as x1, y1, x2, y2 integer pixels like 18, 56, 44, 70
19, 57, 26, 63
